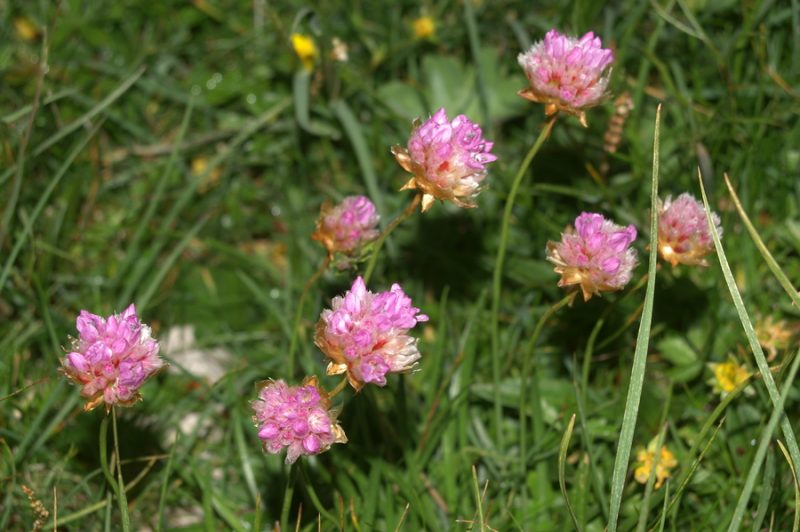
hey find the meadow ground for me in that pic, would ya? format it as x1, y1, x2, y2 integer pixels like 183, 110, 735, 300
2, 1, 800, 530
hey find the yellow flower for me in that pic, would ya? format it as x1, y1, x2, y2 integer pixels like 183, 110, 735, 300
412, 16, 436, 40
14, 17, 40, 41
708, 358, 750, 396
633, 437, 678, 489
191, 156, 222, 193
291, 33, 318, 71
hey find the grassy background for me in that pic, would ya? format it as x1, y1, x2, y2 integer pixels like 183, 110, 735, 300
2, 0, 800, 529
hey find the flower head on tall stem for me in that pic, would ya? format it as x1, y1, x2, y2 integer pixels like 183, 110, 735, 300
392, 108, 497, 212
546, 212, 637, 302
252, 376, 347, 464
517, 29, 614, 127
657, 192, 722, 267
62, 304, 164, 412
312, 195, 380, 266
315, 276, 428, 390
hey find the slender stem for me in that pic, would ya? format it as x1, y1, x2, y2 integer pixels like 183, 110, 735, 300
279, 464, 296, 531
490, 117, 555, 450
328, 376, 349, 399
519, 294, 572, 509
288, 255, 331, 377
111, 408, 131, 532
363, 193, 422, 284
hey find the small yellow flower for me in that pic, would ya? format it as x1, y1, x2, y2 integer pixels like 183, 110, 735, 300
708, 358, 750, 396
412, 16, 436, 40
191, 156, 222, 193
291, 33, 318, 71
633, 437, 677, 489
14, 17, 40, 42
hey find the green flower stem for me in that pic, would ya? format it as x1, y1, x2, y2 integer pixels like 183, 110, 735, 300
111, 407, 131, 532
363, 193, 422, 284
490, 117, 555, 449
288, 254, 331, 378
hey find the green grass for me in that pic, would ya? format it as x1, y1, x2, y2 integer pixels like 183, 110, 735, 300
2, 0, 800, 530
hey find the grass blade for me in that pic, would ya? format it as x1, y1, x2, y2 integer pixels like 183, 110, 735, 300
558, 413, 581, 532
728, 347, 800, 530
722, 173, 800, 307
331, 100, 390, 248
0, 123, 102, 292
777, 441, 800, 532
607, 105, 661, 531
697, 169, 800, 482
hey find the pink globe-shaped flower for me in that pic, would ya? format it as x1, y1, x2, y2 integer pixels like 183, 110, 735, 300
517, 30, 614, 126
546, 212, 637, 301
658, 192, 722, 267
252, 377, 346, 464
392, 108, 497, 212
312, 195, 380, 259
62, 304, 164, 411
315, 276, 428, 390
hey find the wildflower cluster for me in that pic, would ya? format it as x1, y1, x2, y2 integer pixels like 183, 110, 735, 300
315, 277, 429, 390
252, 377, 347, 464
62, 304, 163, 412
56, 25, 738, 507
546, 212, 638, 302
392, 108, 497, 212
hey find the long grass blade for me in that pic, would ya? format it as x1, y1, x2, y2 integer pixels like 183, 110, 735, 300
722, 173, 800, 307
558, 413, 581, 532
728, 347, 800, 530
697, 169, 800, 481
607, 105, 662, 532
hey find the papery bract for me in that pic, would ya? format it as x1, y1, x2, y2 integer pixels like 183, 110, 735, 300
61, 304, 164, 411
546, 212, 637, 301
392, 108, 496, 212
312, 195, 380, 260
315, 277, 428, 390
517, 30, 614, 126
252, 377, 346, 464
657, 192, 721, 267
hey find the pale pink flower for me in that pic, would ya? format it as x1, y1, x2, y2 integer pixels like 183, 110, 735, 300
312, 195, 380, 259
62, 304, 164, 411
252, 377, 346, 464
546, 212, 637, 301
315, 277, 428, 390
391, 108, 497, 212
658, 193, 722, 267
517, 30, 614, 126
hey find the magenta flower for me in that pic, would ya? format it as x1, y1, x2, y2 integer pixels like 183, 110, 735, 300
61, 304, 164, 411
517, 30, 614, 126
658, 193, 722, 267
312, 195, 380, 260
392, 108, 497, 212
252, 377, 346, 464
546, 212, 637, 302
315, 276, 428, 390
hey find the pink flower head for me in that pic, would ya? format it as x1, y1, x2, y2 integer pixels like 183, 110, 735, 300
252, 376, 346, 464
546, 212, 637, 301
392, 108, 497, 212
315, 276, 429, 390
658, 192, 722, 267
312, 195, 380, 260
517, 30, 614, 126
61, 304, 164, 411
